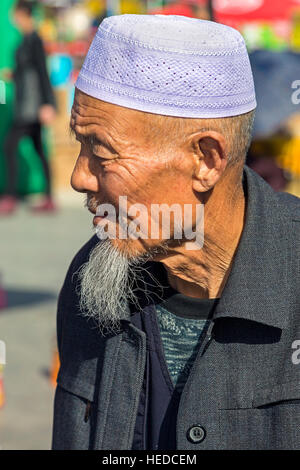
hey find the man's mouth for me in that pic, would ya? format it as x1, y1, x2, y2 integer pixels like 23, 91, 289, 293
93, 214, 108, 227
86, 194, 102, 215
86, 202, 97, 215
93, 206, 111, 227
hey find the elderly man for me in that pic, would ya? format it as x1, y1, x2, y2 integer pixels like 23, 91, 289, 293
52, 15, 300, 450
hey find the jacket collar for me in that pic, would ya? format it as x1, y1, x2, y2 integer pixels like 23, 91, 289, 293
213, 165, 290, 329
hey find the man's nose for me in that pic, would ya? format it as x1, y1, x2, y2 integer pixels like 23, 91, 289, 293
70, 149, 99, 194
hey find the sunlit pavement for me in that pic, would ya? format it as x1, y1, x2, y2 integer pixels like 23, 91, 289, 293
0, 199, 92, 449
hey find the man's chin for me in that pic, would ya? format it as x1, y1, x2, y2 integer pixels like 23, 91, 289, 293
108, 237, 151, 259
107, 237, 169, 261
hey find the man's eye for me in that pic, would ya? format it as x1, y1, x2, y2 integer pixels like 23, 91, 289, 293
91, 152, 112, 162
91, 151, 118, 162
92, 153, 104, 160
93, 154, 117, 163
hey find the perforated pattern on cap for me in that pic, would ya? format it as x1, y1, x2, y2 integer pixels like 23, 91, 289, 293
76, 14, 256, 118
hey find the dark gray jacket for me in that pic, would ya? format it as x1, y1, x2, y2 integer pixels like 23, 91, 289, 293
52, 166, 300, 450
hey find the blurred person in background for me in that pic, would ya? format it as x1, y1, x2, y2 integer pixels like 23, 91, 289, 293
0, 0, 57, 215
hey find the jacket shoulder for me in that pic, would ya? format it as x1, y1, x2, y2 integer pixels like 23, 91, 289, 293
276, 191, 300, 221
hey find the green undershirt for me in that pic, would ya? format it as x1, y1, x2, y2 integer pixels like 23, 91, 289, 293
155, 292, 220, 393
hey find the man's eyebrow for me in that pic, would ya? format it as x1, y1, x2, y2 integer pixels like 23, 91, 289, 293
69, 123, 117, 154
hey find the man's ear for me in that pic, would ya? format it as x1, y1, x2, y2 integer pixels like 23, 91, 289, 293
191, 130, 228, 192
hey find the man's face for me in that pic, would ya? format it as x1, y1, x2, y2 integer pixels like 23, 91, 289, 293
70, 89, 199, 258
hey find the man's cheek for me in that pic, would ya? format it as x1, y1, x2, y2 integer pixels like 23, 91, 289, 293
104, 169, 140, 197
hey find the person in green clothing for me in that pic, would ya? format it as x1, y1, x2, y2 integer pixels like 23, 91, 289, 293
0, 0, 57, 215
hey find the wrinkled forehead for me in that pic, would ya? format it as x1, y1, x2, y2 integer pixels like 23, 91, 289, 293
71, 88, 170, 140
73, 89, 146, 123
72, 88, 119, 118
71, 89, 135, 140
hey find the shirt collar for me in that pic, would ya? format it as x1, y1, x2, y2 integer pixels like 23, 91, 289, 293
213, 165, 290, 329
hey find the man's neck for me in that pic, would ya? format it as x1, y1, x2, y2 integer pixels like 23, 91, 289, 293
155, 169, 246, 299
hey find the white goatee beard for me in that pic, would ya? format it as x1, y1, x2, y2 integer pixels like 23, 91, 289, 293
76, 238, 159, 335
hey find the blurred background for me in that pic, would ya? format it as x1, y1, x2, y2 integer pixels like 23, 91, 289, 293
1, 0, 300, 450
